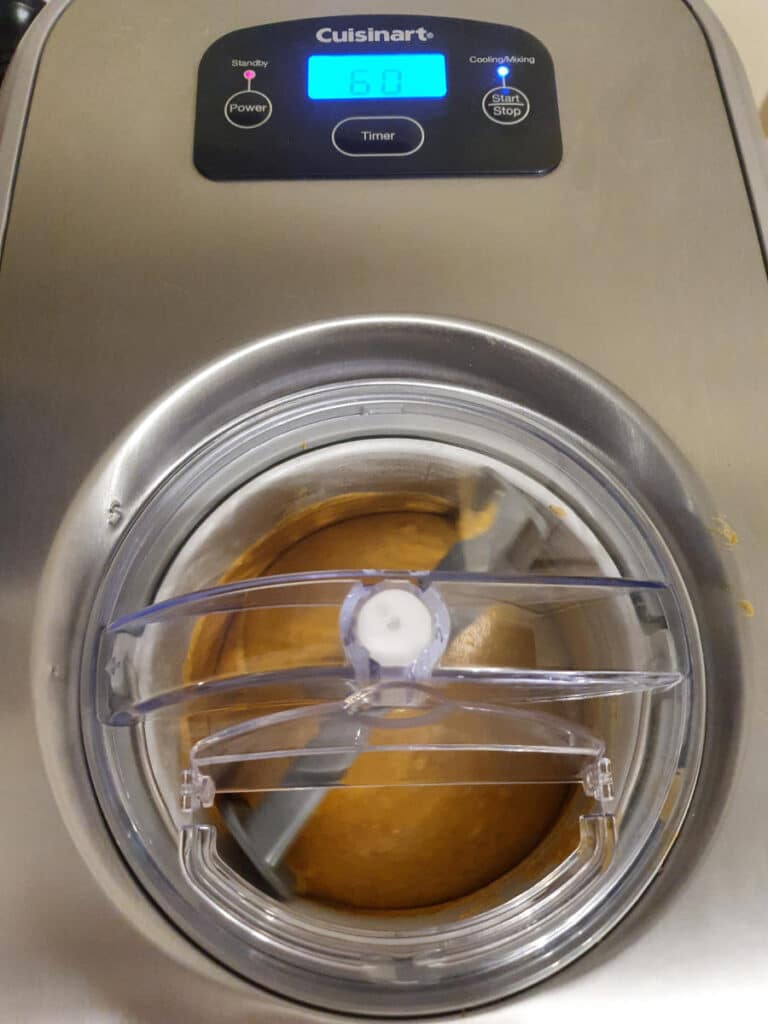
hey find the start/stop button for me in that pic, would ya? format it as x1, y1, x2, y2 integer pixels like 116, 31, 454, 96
482, 86, 531, 125
332, 116, 425, 157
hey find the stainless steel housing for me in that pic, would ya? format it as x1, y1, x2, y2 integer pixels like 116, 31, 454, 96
2, 1, 767, 1021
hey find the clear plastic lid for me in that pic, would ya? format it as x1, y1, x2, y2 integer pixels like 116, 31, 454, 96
181, 686, 610, 802
103, 570, 687, 726
97, 568, 684, 898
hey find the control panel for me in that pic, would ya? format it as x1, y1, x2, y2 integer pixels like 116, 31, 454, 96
194, 15, 562, 180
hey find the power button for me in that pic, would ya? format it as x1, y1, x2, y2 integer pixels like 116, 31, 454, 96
224, 71, 272, 129
224, 90, 272, 128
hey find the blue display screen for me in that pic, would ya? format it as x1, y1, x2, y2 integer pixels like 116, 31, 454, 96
307, 53, 447, 100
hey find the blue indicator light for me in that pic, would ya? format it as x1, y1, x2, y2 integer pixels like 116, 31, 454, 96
307, 53, 447, 100
497, 65, 510, 77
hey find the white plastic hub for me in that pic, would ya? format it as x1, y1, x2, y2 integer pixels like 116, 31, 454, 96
354, 587, 435, 667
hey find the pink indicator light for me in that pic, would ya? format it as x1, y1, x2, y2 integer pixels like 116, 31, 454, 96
243, 70, 256, 81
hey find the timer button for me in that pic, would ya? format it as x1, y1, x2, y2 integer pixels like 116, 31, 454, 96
482, 86, 531, 126
224, 89, 272, 129
332, 117, 424, 157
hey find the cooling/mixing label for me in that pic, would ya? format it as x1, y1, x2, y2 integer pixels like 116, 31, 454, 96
194, 15, 562, 180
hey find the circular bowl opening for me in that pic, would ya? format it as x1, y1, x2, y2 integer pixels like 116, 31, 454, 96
78, 379, 701, 1015
33, 318, 709, 1018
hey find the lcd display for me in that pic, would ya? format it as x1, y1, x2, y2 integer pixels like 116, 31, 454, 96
307, 53, 447, 100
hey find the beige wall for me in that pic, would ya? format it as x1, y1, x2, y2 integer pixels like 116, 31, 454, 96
707, 0, 768, 134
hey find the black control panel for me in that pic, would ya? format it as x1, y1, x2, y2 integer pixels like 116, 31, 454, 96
194, 15, 562, 181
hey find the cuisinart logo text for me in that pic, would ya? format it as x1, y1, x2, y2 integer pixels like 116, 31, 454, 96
315, 26, 434, 43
